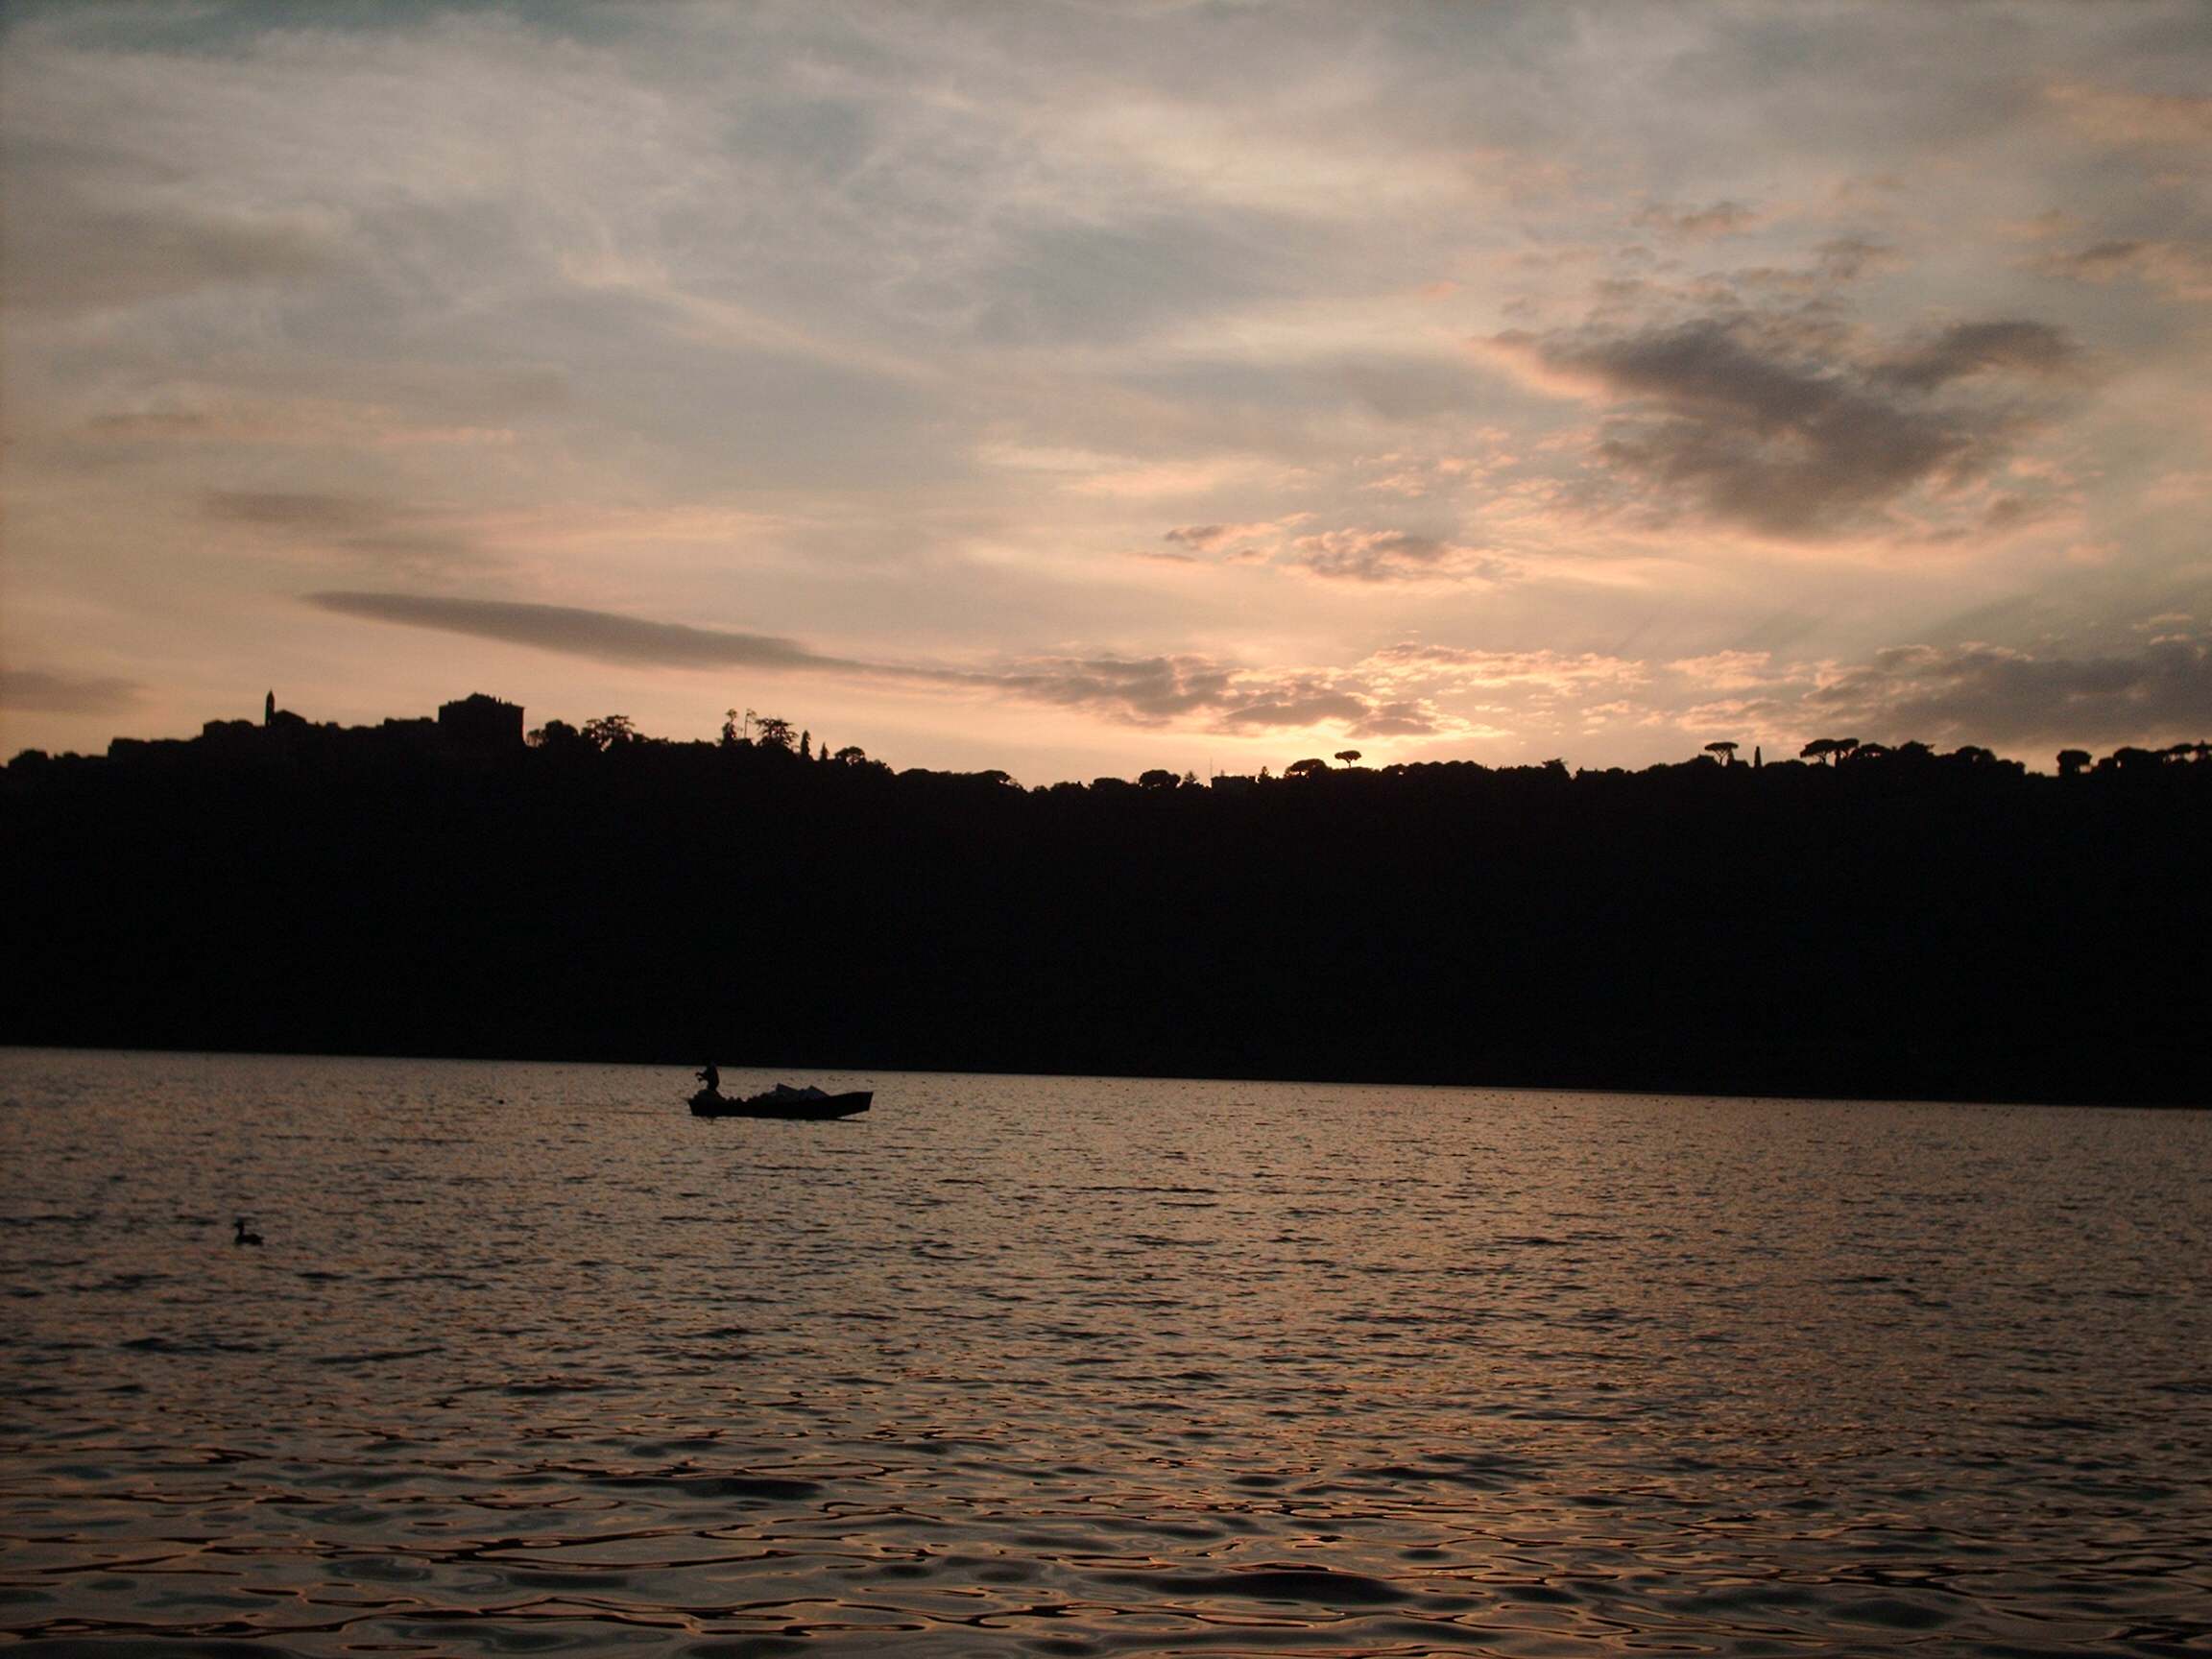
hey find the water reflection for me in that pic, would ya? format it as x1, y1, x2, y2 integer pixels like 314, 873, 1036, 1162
2, 1050, 2208, 1654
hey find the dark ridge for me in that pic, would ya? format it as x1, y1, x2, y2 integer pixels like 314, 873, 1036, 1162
4, 707, 2207, 1106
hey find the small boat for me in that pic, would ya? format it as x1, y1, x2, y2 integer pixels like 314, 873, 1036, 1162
688, 1086, 873, 1119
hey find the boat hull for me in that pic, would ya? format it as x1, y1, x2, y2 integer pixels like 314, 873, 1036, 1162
688, 1088, 872, 1119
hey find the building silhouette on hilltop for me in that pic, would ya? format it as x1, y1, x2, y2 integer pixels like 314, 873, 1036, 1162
437, 693, 524, 751
103, 690, 523, 766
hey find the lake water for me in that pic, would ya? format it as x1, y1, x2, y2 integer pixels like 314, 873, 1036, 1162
2, 1049, 2208, 1656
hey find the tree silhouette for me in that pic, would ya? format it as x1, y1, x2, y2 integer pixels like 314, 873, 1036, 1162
1800, 738, 1837, 765
581, 714, 637, 751
527, 718, 587, 754
1286, 757, 1329, 778
1138, 768, 1179, 789
2057, 748, 2091, 778
12, 698, 2209, 1107
754, 716, 794, 752
1703, 741, 1738, 766
1334, 750, 1362, 767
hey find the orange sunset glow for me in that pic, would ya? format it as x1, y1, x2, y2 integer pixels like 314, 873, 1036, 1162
4, 4, 2208, 779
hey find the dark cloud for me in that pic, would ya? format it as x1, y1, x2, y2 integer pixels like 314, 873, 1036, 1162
0, 667, 142, 716
1347, 700, 1445, 737
1217, 688, 1373, 729
995, 654, 1236, 720
1803, 634, 2212, 746
1875, 321, 2081, 391
1499, 312, 2081, 539
1286, 528, 1514, 584
307, 591, 846, 673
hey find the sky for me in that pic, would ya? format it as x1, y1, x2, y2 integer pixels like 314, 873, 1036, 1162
3, 0, 2209, 782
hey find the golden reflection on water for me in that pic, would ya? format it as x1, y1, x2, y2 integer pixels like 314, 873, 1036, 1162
2, 1050, 2209, 1655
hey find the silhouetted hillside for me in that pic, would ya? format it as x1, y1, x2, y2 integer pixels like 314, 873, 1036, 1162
5, 708, 2207, 1105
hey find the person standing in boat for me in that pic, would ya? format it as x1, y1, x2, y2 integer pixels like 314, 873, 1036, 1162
697, 1060, 720, 1095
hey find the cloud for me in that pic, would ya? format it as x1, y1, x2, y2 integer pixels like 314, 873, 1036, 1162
2047, 81, 2212, 148
1668, 650, 1802, 691
86, 400, 518, 448
2037, 239, 2212, 303
0, 184, 348, 312
1874, 321, 2082, 392
210, 492, 482, 569
1161, 516, 1310, 557
1157, 517, 1512, 584
1285, 529, 1514, 584
1803, 634, 2212, 746
922, 654, 1458, 738
0, 667, 143, 717
1634, 200, 1761, 238
1811, 237, 1901, 283
307, 591, 846, 674
1486, 312, 2082, 540
1363, 641, 1647, 694
305, 589, 1470, 738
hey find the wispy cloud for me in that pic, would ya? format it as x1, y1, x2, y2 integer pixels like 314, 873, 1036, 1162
86, 398, 518, 448
307, 592, 846, 674
2047, 81, 2212, 148
1156, 517, 1513, 585
211, 493, 483, 571
307, 590, 1478, 739
0, 667, 143, 717
1363, 642, 1648, 695
1633, 199, 1763, 238
2035, 238, 2212, 303
1668, 650, 1805, 692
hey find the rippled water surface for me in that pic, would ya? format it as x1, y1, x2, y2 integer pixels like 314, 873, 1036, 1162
3, 1050, 2209, 1656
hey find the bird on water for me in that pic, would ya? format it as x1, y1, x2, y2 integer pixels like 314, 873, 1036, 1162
233, 1218, 263, 1246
